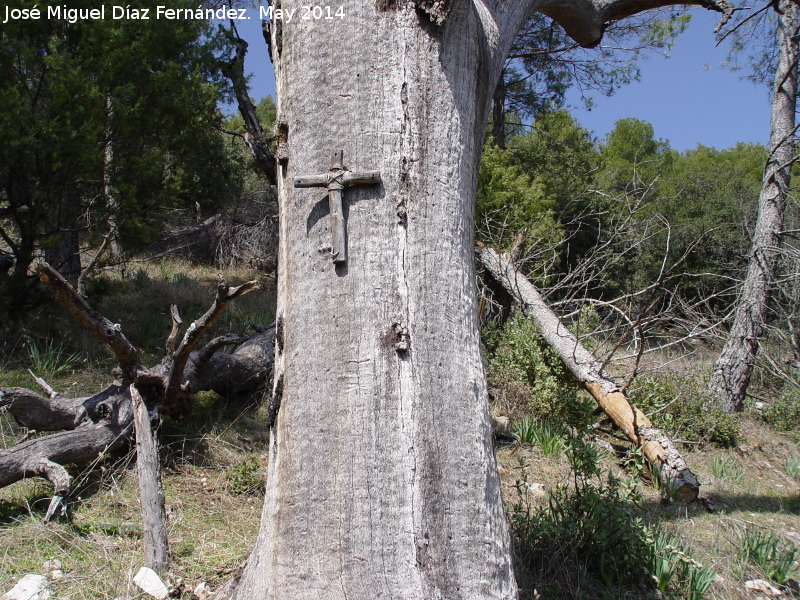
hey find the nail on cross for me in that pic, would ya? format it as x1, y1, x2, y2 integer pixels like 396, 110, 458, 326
294, 150, 381, 265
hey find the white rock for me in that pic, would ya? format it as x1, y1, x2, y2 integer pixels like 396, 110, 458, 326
745, 579, 782, 597
526, 482, 546, 497
192, 582, 213, 599
133, 567, 168, 600
3, 574, 51, 600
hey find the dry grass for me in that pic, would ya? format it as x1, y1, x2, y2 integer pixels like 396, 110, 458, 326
0, 405, 267, 599
497, 417, 800, 600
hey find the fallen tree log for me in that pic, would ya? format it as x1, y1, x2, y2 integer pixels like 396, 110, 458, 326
0, 384, 133, 521
478, 246, 700, 502
0, 262, 274, 521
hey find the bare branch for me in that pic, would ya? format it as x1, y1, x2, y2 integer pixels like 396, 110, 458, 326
164, 280, 259, 409
35, 262, 141, 377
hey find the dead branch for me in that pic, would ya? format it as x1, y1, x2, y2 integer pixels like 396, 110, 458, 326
131, 384, 169, 572
77, 229, 115, 297
478, 245, 700, 502
164, 280, 258, 410
35, 262, 141, 378
1, 271, 272, 521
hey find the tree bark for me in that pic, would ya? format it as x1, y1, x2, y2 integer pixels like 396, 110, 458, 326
491, 72, 507, 149
708, 0, 798, 413
226, 1, 733, 597
478, 246, 699, 502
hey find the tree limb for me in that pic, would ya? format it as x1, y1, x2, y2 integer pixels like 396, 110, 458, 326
478, 246, 700, 501
220, 22, 277, 185
164, 280, 258, 410
538, 0, 735, 48
35, 262, 141, 378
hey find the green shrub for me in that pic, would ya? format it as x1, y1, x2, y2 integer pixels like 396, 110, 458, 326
760, 388, 800, 436
226, 456, 265, 495
485, 314, 576, 419
509, 410, 651, 590
737, 528, 799, 585
633, 375, 740, 448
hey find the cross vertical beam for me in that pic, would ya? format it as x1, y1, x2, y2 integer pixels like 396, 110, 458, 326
294, 150, 381, 265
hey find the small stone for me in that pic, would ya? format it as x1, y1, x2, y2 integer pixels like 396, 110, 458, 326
133, 567, 168, 600
40, 561, 60, 573
526, 482, 546, 497
192, 582, 213, 599
3, 574, 51, 600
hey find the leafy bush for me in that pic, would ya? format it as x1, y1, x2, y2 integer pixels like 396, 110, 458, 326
485, 314, 576, 419
226, 456, 265, 495
509, 407, 652, 591
760, 388, 800, 437
633, 375, 740, 448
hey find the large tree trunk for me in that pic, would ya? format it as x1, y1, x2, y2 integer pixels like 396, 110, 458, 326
229, 1, 733, 598
478, 246, 699, 501
708, 0, 798, 413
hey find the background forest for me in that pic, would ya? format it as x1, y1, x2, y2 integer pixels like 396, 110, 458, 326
1, 1, 799, 599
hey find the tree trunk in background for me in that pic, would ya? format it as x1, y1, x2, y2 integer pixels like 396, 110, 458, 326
492, 72, 507, 149
45, 185, 82, 283
709, 0, 798, 413
104, 96, 124, 266
226, 0, 735, 597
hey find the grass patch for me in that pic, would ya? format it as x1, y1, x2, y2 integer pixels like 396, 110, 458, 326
711, 456, 745, 482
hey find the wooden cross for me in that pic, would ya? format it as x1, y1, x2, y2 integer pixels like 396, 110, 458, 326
294, 150, 381, 265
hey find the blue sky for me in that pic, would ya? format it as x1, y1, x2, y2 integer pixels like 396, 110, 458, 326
230, 8, 773, 153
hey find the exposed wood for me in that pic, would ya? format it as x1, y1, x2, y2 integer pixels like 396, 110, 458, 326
0, 386, 133, 521
174, 327, 274, 397
478, 246, 699, 502
27, 370, 59, 400
0, 271, 271, 521
166, 304, 183, 354
35, 262, 141, 378
131, 384, 170, 573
